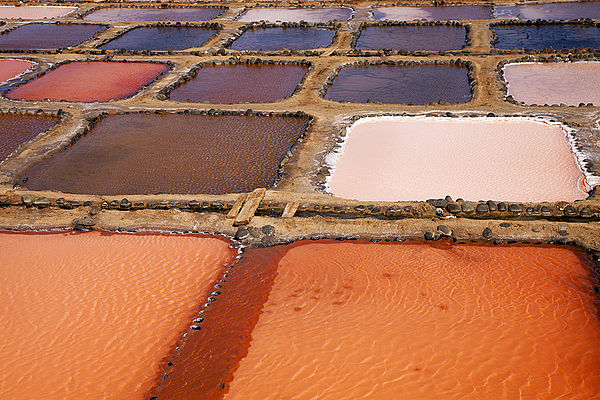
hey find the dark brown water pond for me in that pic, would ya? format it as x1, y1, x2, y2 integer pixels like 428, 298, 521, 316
0, 23, 106, 50
0, 114, 58, 161
19, 113, 311, 195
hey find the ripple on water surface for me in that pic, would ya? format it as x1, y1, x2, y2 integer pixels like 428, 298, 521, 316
18, 113, 311, 195
229, 27, 335, 51
0, 231, 234, 400
493, 24, 600, 50
0, 114, 58, 161
170, 64, 309, 103
99, 26, 219, 51
372, 5, 492, 21
355, 25, 466, 51
84, 7, 224, 22
155, 241, 600, 399
325, 64, 471, 104
0, 23, 106, 50
237, 7, 352, 22
494, 2, 600, 20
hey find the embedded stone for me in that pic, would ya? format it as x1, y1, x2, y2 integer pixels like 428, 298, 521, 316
32, 197, 50, 208
482, 227, 493, 239
234, 227, 250, 240
427, 198, 447, 208
437, 225, 452, 236
261, 225, 275, 236
446, 203, 461, 213
486, 200, 497, 211
497, 202, 507, 212
461, 201, 474, 213
499, 222, 511, 228
424, 231, 435, 241
563, 205, 577, 215
475, 203, 489, 214
508, 204, 523, 213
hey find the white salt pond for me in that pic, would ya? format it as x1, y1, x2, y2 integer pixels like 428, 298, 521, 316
0, 6, 77, 19
327, 117, 588, 202
503, 62, 600, 106
237, 7, 352, 22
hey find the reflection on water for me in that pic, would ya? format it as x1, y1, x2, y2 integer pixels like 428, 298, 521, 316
170, 64, 308, 104
494, 2, 600, 20
84, 7, 224, 22
493, 24, 600, 50
0, 23, 106, 49
0, 114, 57, 161
373, 5, 492, 21
325, 64, 471, 104
100, 26, 218, 51
237, 7, 352, 22
229, 27, 335, 51
355, 25, 466, 51
19, 113, 311, 195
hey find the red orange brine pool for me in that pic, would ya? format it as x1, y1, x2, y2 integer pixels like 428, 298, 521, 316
0, 59, 35, 83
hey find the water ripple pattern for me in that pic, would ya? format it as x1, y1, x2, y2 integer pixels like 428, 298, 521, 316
493, 24, 600, 50
225, 241, 600, 399
0, 114, 58, 161
0, 231, 234, 400
229, 27, 335, 51
0, 23, 106, 50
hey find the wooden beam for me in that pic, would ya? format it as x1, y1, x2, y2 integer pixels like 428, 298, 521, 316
281, 202, 299, 218
226, 193, 248, 219
233, 188, 266, 226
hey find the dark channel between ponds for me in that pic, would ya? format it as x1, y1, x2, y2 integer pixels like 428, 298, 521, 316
99, 26, 219, 51
170, 64, 309, 104
229, 27, 335, 51
493, 24, 600, 50
0, 114, 58, 161
0, 23, 106, 50
355, 25, 466, 51
325, 64, 472, 104
18, 113, 311, 195
84, 7, 225, 22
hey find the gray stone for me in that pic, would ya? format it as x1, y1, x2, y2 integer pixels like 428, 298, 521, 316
234, 227, 250, 240
261, 225, 275, 236
424, 231, 435, 241
497, 202, 507, 212
563, 205, 576, 215
21, 194, 35, 206
532, 225, 541, 232
559, 230, 569, 236
499, 222, 511, 228
486, 200, 497, 211
427, 198, 448, 208
580, 207, 592, 217
475, 203, 489, 214
120, 198, 132, 209
446, 203, 461, 213
437, 225, 452, 236
482, 227, 493, 239
461, 201, 474, 213
508, 204, 523, 213
541, 206, 551, 215
32, 197, 51, 208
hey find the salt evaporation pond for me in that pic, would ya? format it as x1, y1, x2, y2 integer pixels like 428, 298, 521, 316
493, 24, 600, 50
155, 241, 600, 399
230, 27, 335, 51
170, 64, 308, 103
0, 114, 57, 161
355, 25, 466, 51
0, 231, 234, 400
494, 1, 600, 20
0, 59, 35, 84
327, 117, 587, 202
19, 113, 310, 195
6, 61, 168, 102
325, 64, 471, 104
84, 7, 224, 22
0, 6, 76, 19
237, 7, 352, 22
99, 26, 218, 51
372, 5, 492, 21
0, 23, 106, 50
503, 62, 600, 106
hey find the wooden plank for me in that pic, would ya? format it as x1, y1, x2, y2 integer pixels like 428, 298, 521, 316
233, 188, 265, 226
281, 201, 299, 218
226, 193, 248, 219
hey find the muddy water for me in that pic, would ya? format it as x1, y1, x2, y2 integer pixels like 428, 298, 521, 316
327, 117, 587, 202
325, 64, 471, 104
99, 26, 218, 51
237, 7, 352, 22
7, 61, 168, 102
170, 64, 309, 103
0, 6, 77, 19
504, 62, 600, 106
84, 7, 224, 22
0, 23, 106, 50
0, 114, 58, 161
372, 5, 492, 21
493, 24, 600, 50
355, 25, 466, 51
19, 113, 311, 195
155, 241, 600, 399
494, 2, 600, 20
229, 27, 335, 51
0, 231, 235, 400
0, 59, 35, 84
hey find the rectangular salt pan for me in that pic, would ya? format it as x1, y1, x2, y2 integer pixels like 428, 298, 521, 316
355, 25, 466, 51
0, 114, 58, 161
493, 24, 600, 50
99, 26, 218, 51
229, 27, 335, 51
237, 7, 352, 22
372, 5, 492, 21
84, 7, 224, 22
327, 117, 587, 202
494, 2, 600, 20
0, 6, 77, 19
19, 113, 311, 195
503, 62, 600, 106
0, 23, 106, 50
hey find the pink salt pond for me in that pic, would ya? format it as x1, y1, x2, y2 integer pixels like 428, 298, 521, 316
0, 59, 35, 84
0, 6, 76, 19
503, 62, 600, 106
327, 117, 588, 202
6, 61, 168, 102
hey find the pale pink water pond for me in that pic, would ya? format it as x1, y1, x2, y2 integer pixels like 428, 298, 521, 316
327, 117, 587, 202
504, 62, 600, 106
0, 6, 76, 19
0, 59, 35, 83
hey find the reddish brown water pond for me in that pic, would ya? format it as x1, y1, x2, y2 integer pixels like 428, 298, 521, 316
0, 23, 106, 50
169, 64, 309, 103
6, 61, 168, 102
0, 114, 58, 161
19, 113, 311, 195
155, 241, 600, 399
0, 231, 235, 400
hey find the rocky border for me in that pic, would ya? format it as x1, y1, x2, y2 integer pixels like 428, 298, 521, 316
348, 20, 471, 56
318, 58, 476, 103
157, 58, 313, 103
